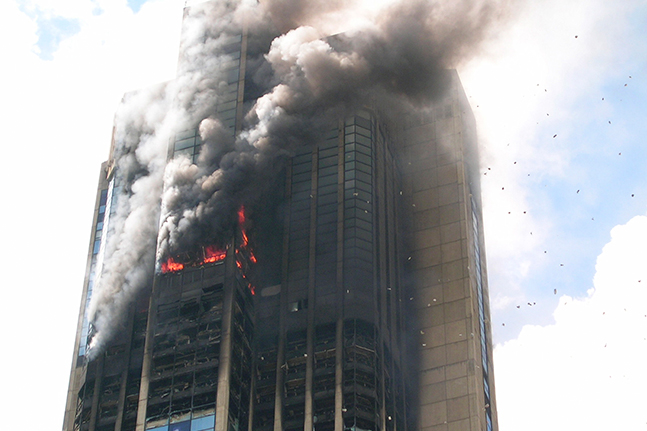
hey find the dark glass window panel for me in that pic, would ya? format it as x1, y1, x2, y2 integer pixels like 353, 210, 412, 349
293, 153, 312, 164
318, 165, 337, 177
293, 191, 312, 201
354, 125, 371, 138
292, 163, 313, 175
174, 138, 195, 151
319, 147, 338, 158
292, 172, 312, 184
317, 212, 337, 225
291, 182, 312, 194
355, 152, 372, 166
319, 184, 337, 195
317, 223, 337, 235
217, 100, 237, 112
317, 203, 337, 216
176, 129, 196, 141
355, 135, 372, 147
219, 108, 236, 120
317, 192, 337, 206
318, 174, 338, 187
355, 116, 371, 129
324, 128, 339, 139
354, 181, 372, 193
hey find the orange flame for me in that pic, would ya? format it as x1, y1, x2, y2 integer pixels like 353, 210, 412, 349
161, 258, 184, 273
203, 246, 227, 263
160, 206, 254, 274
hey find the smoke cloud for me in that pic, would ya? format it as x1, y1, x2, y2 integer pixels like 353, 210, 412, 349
87, 0, 509, 356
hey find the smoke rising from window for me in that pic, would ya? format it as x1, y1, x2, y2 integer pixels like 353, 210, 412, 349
86, 0, 510, 357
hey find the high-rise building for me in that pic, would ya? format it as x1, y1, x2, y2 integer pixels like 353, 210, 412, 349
63, 2, 498, 431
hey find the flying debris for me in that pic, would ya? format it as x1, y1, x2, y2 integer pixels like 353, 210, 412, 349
560, 263, 564, 266
575, 35, 578, 38
553, 288, 557, 294
577, 190, 580, 193
553, 134, 557, 138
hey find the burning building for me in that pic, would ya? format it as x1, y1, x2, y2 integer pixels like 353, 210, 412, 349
63, 1, 499, 431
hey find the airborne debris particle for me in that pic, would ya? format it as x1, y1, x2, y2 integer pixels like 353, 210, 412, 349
553, 134, 557, 138
553, 288, 556, 294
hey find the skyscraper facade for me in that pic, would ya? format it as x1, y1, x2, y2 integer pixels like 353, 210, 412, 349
63, 2, 497, 431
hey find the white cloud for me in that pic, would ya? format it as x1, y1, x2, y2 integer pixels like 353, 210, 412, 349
0, 1, 182, 429
494, 215, 647, 430
459, 0, 643, 311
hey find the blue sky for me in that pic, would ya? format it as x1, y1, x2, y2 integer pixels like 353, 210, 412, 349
0, 0, 645, 430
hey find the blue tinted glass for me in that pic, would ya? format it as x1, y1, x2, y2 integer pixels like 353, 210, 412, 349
191, 415, 215, 431
148, 427, 168, 431
170, 421, 190, 431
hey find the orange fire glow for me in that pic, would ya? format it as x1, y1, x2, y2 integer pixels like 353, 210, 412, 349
160, 206, 257, 277
161, 258, 184, 273
203, 246, 227, 263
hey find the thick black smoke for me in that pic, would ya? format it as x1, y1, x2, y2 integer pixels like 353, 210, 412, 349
88, 0, 508, 356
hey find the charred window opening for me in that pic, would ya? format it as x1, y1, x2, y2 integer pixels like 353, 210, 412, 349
147, 279, 227, 428
288, 299, 308, 313
254, 348, 277, 430
228, 288, 254, 430
342, 319, 379, 430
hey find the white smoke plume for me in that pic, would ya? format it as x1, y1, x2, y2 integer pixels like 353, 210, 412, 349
87, 0, 509, 356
